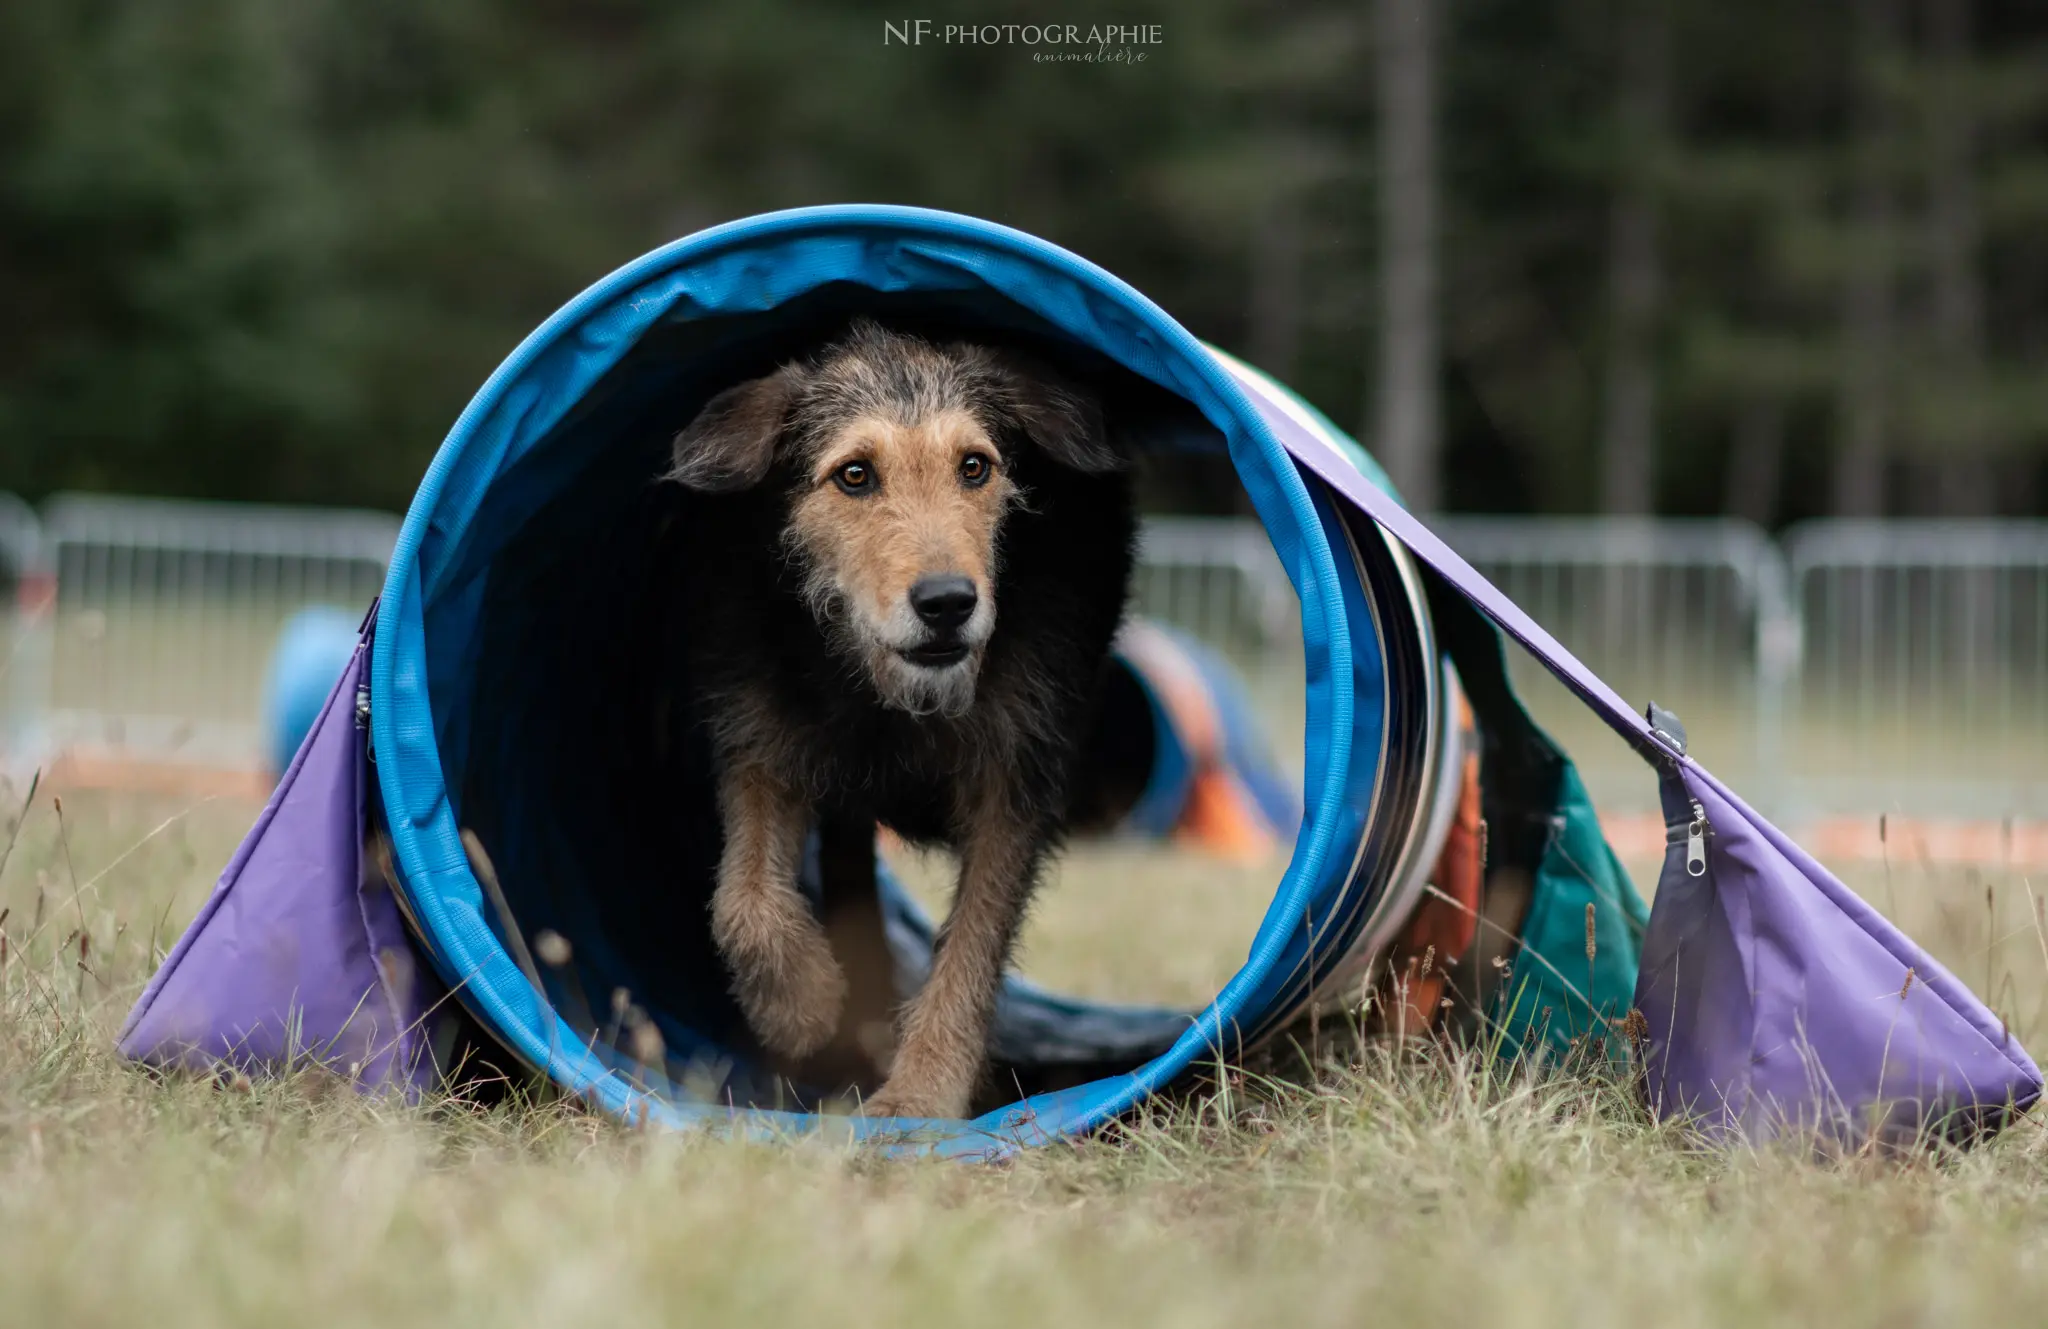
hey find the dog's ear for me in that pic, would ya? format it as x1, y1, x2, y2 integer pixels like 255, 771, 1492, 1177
667, 367, 805, 492
985, 354, 1126, 475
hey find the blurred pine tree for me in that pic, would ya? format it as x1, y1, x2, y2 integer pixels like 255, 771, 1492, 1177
0, 0, 2042, 516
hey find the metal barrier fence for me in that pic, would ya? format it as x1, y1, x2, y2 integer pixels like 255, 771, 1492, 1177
0, 490, 2038, 820
1130, 513, 2048, 822
1786, 521, 2048, 820
1130, 516, 1306, 752
1132, 517, 1299, 659
38, 493, 398, 772
0, 493, 50, 767
1426, 517, 1797, 814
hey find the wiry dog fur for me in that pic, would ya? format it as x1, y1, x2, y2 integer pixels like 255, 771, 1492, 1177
664, 319, 1137, 1119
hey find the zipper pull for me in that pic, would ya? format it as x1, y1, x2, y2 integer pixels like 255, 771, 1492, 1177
355, 678, 376, 765
1685, 800, 1709, 878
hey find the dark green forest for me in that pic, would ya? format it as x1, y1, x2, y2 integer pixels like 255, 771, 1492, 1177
3, 0, 2045, 519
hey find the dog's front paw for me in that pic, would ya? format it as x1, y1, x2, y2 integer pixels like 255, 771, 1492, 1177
857, 1077, 968, 1122
711, 886, 847, 1058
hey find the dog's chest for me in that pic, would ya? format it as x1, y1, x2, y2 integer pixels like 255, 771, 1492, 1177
786, 710, 966, 842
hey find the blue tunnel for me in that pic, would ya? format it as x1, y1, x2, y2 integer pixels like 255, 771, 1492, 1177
368, 206, 1475, 1152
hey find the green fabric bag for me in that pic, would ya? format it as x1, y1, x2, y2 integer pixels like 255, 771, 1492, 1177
1502, 758, 1652, 1056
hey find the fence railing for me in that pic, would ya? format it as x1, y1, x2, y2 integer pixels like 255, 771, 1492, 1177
1133, 516, 1300, 659
1786, 521, 2048, 819
37, 493, 398, 771
0, 489, 2038, 822
1422, 517, 1804, 813
1131, 513, 2048, 822
0, 493, 50, 767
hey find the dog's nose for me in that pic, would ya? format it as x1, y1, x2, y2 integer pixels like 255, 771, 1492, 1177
909, 575, 978, 631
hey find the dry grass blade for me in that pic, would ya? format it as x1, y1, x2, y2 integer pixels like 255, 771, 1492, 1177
0, 769, 40, 887
0, 800, 2037, 1327
459, 827, 545, 998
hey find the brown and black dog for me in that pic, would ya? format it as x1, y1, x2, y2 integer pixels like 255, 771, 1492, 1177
665, 319, 1136, 1119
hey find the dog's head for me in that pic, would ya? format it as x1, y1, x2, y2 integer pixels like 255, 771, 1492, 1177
669, 319, 1123, 717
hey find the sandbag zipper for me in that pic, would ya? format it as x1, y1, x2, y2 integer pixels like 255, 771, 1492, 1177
1665, 799, 1711, 878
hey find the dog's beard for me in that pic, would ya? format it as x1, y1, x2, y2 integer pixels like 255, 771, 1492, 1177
792, 554, 987, 719
870, 647, 981, 718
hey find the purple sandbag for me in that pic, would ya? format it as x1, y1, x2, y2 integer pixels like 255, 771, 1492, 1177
1638, 764, 2037, 1144
118, 619, 434, 1093
1258, 386, 2043, 1146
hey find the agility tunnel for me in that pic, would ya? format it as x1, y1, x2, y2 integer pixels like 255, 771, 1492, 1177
122, 206, 2040, 1155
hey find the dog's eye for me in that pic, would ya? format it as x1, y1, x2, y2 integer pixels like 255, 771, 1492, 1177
833, 461, 875, 495
959, 453, 993, 488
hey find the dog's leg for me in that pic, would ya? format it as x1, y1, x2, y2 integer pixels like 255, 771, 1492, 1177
860, 797, 1042, 1120
782, 813, 896, 1095
709, 761, 846, 1059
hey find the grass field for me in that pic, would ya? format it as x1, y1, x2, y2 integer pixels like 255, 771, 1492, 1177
3, 783, 2047, 1327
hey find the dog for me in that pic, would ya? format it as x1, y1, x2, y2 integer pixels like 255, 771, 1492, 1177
663, 318, 1137, 1119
